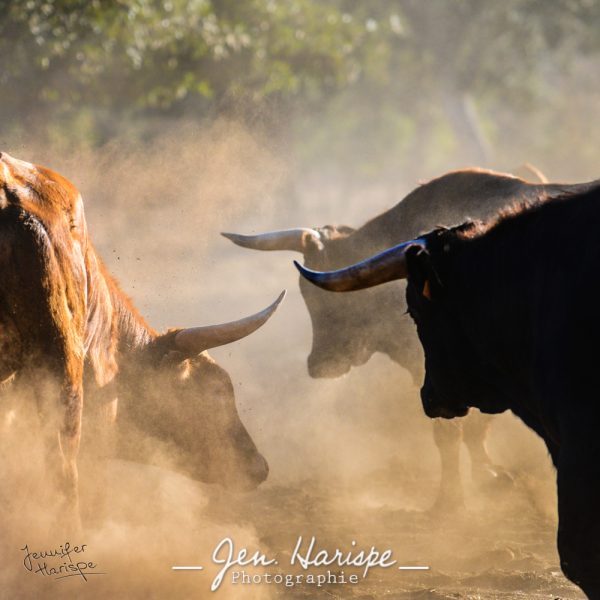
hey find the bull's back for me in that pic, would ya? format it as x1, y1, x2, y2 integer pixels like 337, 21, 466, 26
357, 169, 600, 254
398, 170, 544, 238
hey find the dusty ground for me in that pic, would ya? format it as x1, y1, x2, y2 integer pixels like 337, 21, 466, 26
211, 477, 583, 599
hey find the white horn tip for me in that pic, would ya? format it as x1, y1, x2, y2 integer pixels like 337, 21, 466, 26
172, 289, 288, 354
221, 231, 262, 250
221, 231, 241, 243
261, 289, 287, 320
268, 289, 287, 314
274, 289, 287, 306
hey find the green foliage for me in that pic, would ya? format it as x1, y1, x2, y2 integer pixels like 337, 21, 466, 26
1, 0, 600, 177
0, 1, 367, 116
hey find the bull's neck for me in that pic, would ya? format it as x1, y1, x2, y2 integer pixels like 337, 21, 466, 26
107, 277, 157, 354
445, 231, 535, 394
340, 191, 439, 260
347, 207, 409, 258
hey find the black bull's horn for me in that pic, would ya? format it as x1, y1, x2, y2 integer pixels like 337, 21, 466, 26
294, 239, 426, 292
222, 228, 322, 253
175, 290, 286, 353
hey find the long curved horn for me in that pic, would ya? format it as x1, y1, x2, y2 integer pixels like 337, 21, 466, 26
294, 239, 426, 292
222, 228, 321, 253
175, 290, 287, 353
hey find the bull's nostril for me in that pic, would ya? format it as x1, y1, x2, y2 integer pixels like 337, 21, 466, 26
421, 386, 442, 418
239, 455, 269, 489
420, 386, 430, 405
307, 361, 322, 378
307, 357, 324, 378
255, 455, 269, 482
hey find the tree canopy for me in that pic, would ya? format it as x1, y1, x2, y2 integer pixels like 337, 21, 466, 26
1, 1, 599, 178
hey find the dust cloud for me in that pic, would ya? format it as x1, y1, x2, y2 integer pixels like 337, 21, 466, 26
0, 119, 586, 599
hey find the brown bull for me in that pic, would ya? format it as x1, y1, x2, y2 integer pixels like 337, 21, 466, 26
0, 152, 284, 526
224, 167, 595, 511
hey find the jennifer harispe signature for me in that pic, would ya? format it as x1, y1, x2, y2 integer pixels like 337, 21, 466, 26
21, 542, 105, 582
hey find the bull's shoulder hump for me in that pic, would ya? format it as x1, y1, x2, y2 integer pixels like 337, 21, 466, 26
1, 157, 86, 237
423, 167, 522, 189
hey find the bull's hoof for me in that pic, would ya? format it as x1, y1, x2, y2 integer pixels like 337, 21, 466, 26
426, 490, 466, 518
473, 463, 515, 493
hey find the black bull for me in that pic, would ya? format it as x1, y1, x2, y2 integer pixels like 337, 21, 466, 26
296, 185, 600, 598
224, 168, 596, 510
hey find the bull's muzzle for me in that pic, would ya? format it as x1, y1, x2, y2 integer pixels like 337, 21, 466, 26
307, 353, 350, 379
421, 383, 469, 419
233, 453, 269, 492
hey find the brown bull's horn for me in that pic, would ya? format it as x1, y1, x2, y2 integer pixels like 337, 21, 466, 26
175, 290, 287, 353
294, 239, 426, 292
222, 228, 322, 253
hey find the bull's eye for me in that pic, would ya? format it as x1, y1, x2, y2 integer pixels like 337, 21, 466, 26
422, 280, 432, 300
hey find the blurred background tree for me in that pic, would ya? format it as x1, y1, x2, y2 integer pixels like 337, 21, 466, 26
1, 0, 599, 181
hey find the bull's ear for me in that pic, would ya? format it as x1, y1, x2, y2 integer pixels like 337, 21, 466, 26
334, 225, 356, 237
140, 330, 183, 365
405, 246, 441, 300
304, 232, 325, 253
159, 349, 187, 367
316, 224, 355, 242
304, 224, 355, 256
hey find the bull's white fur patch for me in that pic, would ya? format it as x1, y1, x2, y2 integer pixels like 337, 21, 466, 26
2, 152, 35, 174
0, 153, 39, 202
178, 359, 192, 381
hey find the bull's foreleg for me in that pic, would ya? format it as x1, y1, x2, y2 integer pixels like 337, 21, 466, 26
34, 361, 84, 534
462, 411, 514, 491
57, 379, 83, 529
430, 418, 464, 513
80, 384, 118, 525
557, 442, 600, 599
